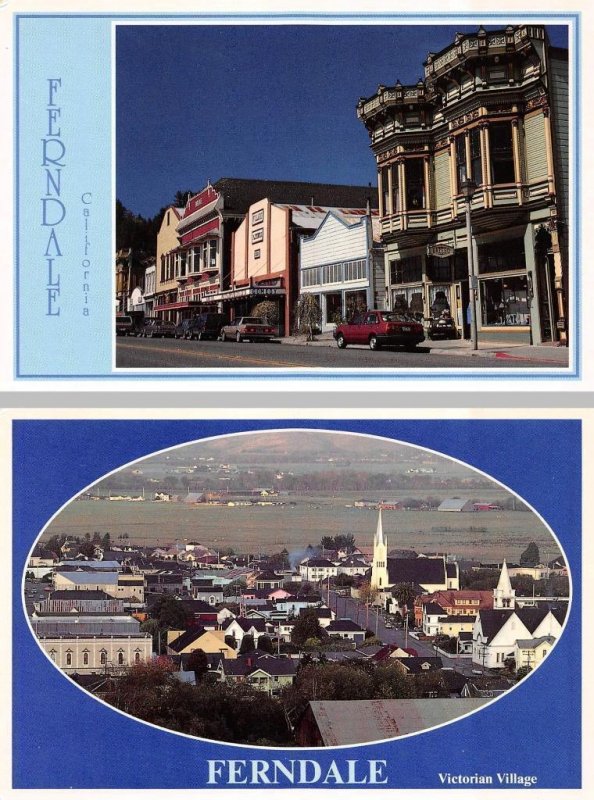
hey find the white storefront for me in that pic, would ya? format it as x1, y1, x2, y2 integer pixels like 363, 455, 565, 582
299, 211, 384, 332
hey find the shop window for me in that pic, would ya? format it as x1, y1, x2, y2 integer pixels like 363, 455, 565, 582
478, 238, 525, 274
429, 286, 451, 315
480, 275, 529, 326
392, 287, 424, 319
345, 290, 367, 318
405, 159, 425, 209
326, 292, 343, 324
390, 255, 423, 285
489, 122, 515, 184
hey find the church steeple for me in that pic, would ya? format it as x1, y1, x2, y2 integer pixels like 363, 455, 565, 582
493, 559, 516, 609
371, 510, 389, 590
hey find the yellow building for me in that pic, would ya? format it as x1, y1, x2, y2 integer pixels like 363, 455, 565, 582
166, 628, 237, 659
154, 205, 185, 321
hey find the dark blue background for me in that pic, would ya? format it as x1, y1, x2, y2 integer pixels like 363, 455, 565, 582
12, 420, 581, 788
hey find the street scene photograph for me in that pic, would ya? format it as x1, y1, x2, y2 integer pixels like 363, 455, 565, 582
24, 429, 569, 746
115, 22, 570, 372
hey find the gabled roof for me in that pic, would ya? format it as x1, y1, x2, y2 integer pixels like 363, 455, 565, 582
477, 609, 514, 642
255, 570, 283, 581
424, 602, 446, 616
212, 177, 378, 215
300, 607, 333, 619
181, 598, 219, 614
387, 557, 446, 587
393, 656, 443, 674
303, 558, 335, 568
326, 619, 365, 633
48, 590, 113, 600
515, 635, 556, 648
303, 699, 489, 744
168, 628, 207, 653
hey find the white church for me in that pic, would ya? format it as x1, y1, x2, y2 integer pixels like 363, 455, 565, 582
370, 510, 459, 606
472, 560, 566, 670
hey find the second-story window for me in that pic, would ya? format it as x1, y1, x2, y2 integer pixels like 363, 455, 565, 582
456, 128, 482, 191
405, 159, 425, 209
490, 122, 515, 184
381, 167, 389, 215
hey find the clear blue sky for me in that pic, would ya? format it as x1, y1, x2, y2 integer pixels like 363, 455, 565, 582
116, 23, 568, 218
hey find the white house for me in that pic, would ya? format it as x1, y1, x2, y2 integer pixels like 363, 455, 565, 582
299, 210, 383, 331
299, 558, 338, 582
473, 561, 566, 669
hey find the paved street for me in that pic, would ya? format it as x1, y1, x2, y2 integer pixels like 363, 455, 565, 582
116, 336, 545, 370
328, 590, 485, 677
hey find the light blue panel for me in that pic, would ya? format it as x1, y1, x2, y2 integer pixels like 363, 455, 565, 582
16, 16, 113, 377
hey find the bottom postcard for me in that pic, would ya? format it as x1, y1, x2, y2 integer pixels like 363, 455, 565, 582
5, 413, 587, 793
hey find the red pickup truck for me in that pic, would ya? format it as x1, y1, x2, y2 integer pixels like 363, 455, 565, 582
334, 310, 425, 351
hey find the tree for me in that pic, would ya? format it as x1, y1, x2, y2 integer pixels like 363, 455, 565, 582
153, 595, 187, 630
291, 609, 327, 646
359, 581, 378, 606
257, 635, 275, 654
392, 582, 418, 613
251, 300, 280, 326
239, 634, 256, 654
520, 542, 540, 567
186, 648, 209, 681
516, 665, 533, 681
294, 294, 322, 341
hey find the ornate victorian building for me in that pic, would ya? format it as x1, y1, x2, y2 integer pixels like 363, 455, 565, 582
357, 26, 568, 344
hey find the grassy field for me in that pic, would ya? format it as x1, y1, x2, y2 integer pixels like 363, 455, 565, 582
42, 494, 561, 563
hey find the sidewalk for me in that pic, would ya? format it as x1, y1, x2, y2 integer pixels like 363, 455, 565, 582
279, 331, 570, 365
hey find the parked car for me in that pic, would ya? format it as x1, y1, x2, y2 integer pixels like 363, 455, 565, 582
220, 317, 276, 343
115, 315, 134, 336
427, 311, 458, 340
334, 310, 425, 350
142, 319, 177, 338
178, 313, 229, 340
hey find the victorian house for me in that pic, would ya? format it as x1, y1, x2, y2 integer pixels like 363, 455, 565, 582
357, 25, 568, 345
472, 560, 566, 669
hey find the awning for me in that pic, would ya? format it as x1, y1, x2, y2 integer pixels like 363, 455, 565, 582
205, 286, 286, 302
153, 301, 206, 311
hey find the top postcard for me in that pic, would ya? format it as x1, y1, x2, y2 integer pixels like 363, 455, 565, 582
5, 1, 590, 389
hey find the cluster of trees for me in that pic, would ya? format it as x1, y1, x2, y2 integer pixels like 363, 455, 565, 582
34, 532, 113, 559
103, 659, 292, 745
460, 567, 569, 597
320, 534, 356, 552
101, 651, 449, 745
116, 191, 196, 255
95, 470, 502, 497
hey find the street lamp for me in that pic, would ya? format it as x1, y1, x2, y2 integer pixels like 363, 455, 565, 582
459, 176, 478, 351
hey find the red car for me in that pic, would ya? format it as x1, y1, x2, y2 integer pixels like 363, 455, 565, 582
334, 310, 425, 351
